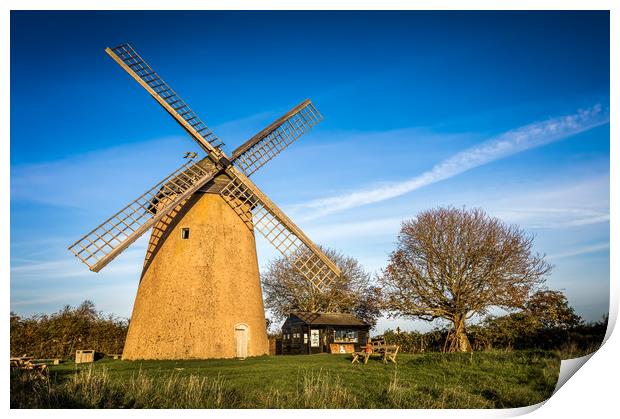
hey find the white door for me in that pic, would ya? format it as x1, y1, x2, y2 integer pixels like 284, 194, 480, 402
235, 324, 248, 359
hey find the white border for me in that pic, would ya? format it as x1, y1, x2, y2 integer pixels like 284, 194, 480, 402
3, 1, 616, 418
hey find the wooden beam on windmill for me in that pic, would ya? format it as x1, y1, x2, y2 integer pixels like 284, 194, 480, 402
105, 44, 225, 157
68, 158, 217, 272
219, 167, 341, 290
70, 43, 341, 293
231, 99, 323, 176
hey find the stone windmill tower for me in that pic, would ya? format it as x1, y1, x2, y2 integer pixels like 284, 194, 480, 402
69, 44, 341, 360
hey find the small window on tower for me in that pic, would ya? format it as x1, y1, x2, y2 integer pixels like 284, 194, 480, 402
181, 228, 190, 240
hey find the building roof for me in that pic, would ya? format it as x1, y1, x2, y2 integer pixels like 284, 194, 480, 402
289, 312, 369, 327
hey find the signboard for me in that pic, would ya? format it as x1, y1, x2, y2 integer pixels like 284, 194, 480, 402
310, 329, 320, 347
329, 343, 355, 354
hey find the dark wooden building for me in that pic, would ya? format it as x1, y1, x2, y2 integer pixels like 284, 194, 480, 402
281, 312, 370, 355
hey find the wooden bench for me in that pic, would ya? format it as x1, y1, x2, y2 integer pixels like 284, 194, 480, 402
351, 341, 400, 365
10, 356, 48, 377
381, 344, 399, 364
351, 351, 371, 364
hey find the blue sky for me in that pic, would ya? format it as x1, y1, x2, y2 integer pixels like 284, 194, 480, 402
10, 11, 609, 332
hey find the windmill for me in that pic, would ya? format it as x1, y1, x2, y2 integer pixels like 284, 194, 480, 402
68, 44, 341, 360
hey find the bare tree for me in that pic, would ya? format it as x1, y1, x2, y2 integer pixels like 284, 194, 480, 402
261, 248, 382, 327
380, 207, 551, 352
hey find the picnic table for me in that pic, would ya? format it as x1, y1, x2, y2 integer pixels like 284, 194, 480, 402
10, 356, 48, 377
351, 341, 399, 365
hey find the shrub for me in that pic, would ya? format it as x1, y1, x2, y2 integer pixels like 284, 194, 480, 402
11, 301, 128, 359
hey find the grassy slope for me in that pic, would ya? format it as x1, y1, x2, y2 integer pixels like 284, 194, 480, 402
16, 350, 561, 408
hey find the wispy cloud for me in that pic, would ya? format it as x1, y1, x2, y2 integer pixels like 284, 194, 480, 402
294, 176, 609, 253
10, 136, 194, 210
301, 201, 609, 246
488, 175, 609, 229
306, 216, 404, 242
493, 208, 610, 229
10, 108, 293, 211
10, 256, 141, 280
548, 243, 610, 260
11, 236, 148, 281
292, 105, 609, 220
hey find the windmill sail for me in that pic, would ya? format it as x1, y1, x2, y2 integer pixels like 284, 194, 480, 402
105, 44, 224, 154
72, 43, 340, 292
220, 167, 341, 291
68, 160, 216, 272
231, 100, 323, 176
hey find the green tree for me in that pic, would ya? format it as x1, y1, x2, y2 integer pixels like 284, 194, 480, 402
10, 301, 128, 359
525, 290, 582, 329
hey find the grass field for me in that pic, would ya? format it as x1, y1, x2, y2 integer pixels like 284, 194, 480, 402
11, 350, 561, 408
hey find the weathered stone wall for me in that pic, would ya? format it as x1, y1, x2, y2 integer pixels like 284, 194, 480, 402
122, 192, 269, 360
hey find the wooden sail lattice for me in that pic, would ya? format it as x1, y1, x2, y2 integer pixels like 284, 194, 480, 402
108, 44, 224, 150
219, 169, 340, 290
231, 100, 323, 176
71, 43, 342, 293
68, 160, 215, 272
